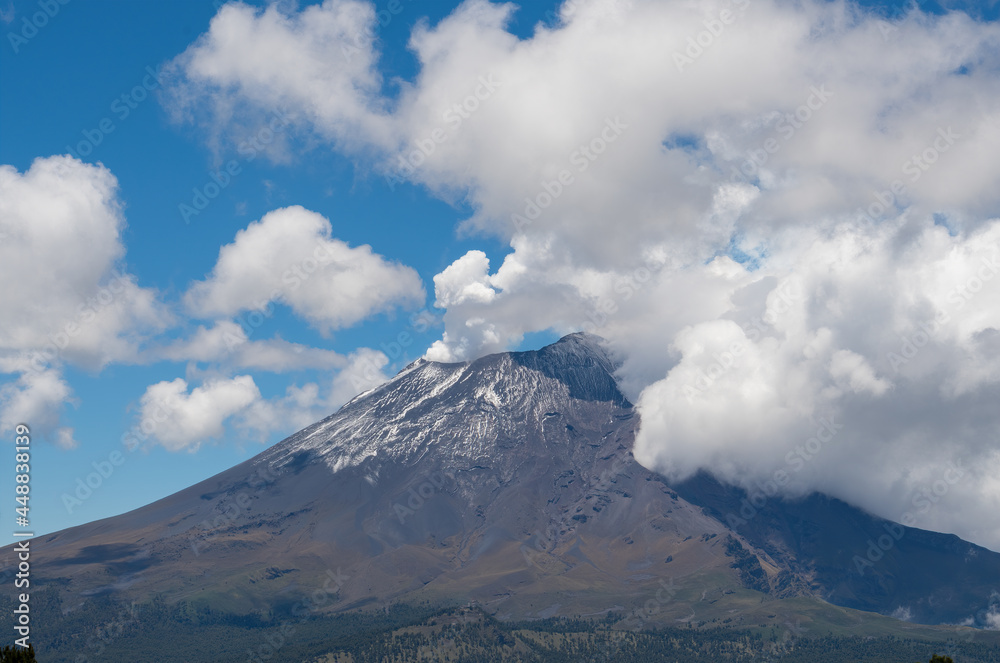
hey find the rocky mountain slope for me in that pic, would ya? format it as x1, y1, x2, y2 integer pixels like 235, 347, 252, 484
9, 333, 1000, 632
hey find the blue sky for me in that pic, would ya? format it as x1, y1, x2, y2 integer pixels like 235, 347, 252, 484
0, 0, 568, 540
2, 0, 1000, 552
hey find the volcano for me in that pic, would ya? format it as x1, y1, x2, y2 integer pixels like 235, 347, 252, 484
11, 333, 1000, 632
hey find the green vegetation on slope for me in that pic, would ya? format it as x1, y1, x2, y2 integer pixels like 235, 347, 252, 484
2, 590, 997, 663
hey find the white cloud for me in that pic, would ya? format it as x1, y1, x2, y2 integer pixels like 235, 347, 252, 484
0, 156, 171, 367
163, 0, 392, 153
157, 320, 348, 372
829, 349, 892, 397
0, 369, 77, 449
634, 218, 1000, 549
166, 0, 1000, 550
139, 347, 393, 450
184, 205, 425, 333
433, 250, 497, 308
327, 347, 392, 406
237, 346, 392, 440
176, 0, 999, 238
240, 381, 326, 442
0, 155, 171, 444
137, 375, 261, 452
987, 604, 1000, 630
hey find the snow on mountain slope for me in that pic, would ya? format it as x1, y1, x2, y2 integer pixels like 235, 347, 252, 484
10, 333, 1000, 631
258, 332, 627, 474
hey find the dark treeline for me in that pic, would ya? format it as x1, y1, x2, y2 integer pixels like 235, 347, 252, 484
0, 590, 996, 662
0, 645, 36, 662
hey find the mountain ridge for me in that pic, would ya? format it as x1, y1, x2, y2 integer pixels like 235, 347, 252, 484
259, 331, 627, 475
5, 332, 999, 638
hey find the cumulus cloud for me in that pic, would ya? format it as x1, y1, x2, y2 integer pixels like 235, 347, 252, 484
157, 320, 348, 372
0, 369, 77, 449
239, 347, 393, 440
634, 219, 1000, 548
327, 346, 393, 406
433, 250, 497, 308
163, 0, 392, 153
0, 156, 171, 444
166, 0, 1000, 549
0, 160, 414, 449
184, 205, 425, 333
141, 347, 393, 450
137, 375, 261, 452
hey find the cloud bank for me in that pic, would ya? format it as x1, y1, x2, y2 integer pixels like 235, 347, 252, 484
0, 156, 172, 447
166, 0, 1000, 550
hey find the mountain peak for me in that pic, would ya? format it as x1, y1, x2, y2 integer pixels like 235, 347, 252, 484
505, 332, 628, 407
263, 332, 629, 474
22, 336, 1000, 641
543, 331, 614, 360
